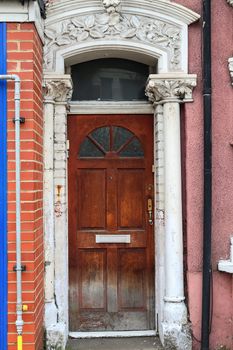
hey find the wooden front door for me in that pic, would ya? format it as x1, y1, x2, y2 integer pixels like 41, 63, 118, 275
68, 115, 154, 332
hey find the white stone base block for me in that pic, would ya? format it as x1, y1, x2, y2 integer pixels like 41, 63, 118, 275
162, 322, 192, 350
164, 301, 187, 324
160, 302, 192, 350
45, 301, 57, 328
46, 323, 67, 350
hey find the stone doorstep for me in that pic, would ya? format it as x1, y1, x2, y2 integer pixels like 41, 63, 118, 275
66, 336, 163, 350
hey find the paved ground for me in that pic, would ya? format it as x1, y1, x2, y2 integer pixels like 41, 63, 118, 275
66, 337, 163, 350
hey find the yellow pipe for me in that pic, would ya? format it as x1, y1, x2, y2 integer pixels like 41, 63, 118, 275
17, 335, 22, 350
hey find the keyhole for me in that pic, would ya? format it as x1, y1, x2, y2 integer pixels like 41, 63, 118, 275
147, 184, 153, 191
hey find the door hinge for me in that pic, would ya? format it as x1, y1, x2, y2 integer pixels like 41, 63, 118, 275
152, 165, 155, 173
67, 140, 70, 158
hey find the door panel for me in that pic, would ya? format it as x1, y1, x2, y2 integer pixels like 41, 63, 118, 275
78, 169, 106, 230
79, 249, 107, 310
118, 169, 144, 229
118, 249, 146, 310
68, 115, 154, 332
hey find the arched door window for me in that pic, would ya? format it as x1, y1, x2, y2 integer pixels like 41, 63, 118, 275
78, 126, 144, 158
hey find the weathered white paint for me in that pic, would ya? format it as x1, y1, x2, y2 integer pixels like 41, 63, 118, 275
0, 0, 44, 42
154, 104, 165, 337
218, 237, 233, 274
218, 261, 233, 273
54, 102, 69, 330
163, 101, 184, 300
146, 74, 197, 349
55, 40, 168, 74
69, 101, 153, 115
162, 100, 190, 348
44, 0, 200, 74
69, 330, 156, 338
46, 0, 199, 25
43, 98, 57, 327
43, 75, 73, 347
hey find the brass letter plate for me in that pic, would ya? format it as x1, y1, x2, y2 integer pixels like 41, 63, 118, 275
96, 235, 131, 244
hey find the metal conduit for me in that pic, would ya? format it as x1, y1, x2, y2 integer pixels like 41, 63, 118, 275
0, 74, 24, 350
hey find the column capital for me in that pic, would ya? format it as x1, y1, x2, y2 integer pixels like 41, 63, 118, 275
43, 74, 73, 103
146, 74, 197, 104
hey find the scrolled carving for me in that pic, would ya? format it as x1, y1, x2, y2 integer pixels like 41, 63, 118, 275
146, 76, 197, 103
44, 12, 181, 71
43, 79, 73, 103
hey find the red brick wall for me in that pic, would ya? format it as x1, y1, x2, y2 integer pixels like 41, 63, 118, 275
7, 23, 44, 350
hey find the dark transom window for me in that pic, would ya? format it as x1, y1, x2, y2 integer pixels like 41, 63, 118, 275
71, 58, 149, 101
78, 126, 144, 158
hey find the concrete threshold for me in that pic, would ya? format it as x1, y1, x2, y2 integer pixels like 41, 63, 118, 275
66, 336, 163, 350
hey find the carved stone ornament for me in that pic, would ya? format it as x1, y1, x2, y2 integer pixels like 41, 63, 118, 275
43, 79, 73, 103
102, 0, 121, 14
146, 76, 197, 103
227, 0, 233, 6
44, 11, 181, 71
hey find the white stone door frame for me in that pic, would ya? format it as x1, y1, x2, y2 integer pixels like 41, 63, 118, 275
42, 1, 199, 349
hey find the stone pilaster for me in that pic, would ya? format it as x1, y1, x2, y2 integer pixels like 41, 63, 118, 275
43, 80, 56, 327
154, 104, 166, 338
146, 74, 197, 350
43, 75, 73, 350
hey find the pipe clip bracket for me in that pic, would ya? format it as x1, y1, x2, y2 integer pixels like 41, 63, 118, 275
13, 265, 26, 272
13, 117, 25, 124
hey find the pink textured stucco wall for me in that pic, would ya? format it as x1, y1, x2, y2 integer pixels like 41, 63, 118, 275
176, 0, 233, 348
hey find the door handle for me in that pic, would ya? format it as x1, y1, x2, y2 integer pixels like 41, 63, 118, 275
147, 198, 153, 225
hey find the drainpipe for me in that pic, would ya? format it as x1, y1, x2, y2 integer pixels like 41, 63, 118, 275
201, 0, 212, 349
0, 75, 24, 350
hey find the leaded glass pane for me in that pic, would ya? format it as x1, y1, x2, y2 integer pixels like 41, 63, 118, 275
79, 126, 144, 158
91, 127, 110, 151
119, 138, 144, 157
113, 126, 133, 151
79, 138, 104, 158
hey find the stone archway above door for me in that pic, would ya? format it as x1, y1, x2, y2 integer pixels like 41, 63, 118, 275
44, 0, 200, 74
